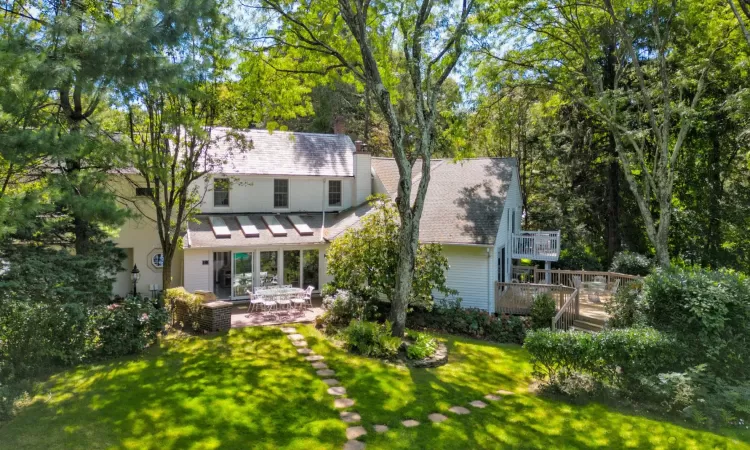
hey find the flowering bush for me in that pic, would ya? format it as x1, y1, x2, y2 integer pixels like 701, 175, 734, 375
407, 299, 530, 344
94, 296, 168, 358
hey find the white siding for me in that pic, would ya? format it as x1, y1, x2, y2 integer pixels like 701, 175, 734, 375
354, 153, 372, 206
494, 167, 523, 284
434, 245, 493, 311
184, 249, 212, 292
197, 175, 357, 214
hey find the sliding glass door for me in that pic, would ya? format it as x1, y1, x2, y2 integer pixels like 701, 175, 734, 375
232, 252, 253, 298
302, 249, 319, 290
283, 250, 300, 287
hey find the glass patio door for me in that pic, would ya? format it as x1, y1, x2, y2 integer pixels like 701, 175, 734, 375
232, 252, 253, 299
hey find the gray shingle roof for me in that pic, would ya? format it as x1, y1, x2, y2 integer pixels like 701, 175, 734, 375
331, 157, 517, 246
207, 128, 355, 177
186, 213, 330, 248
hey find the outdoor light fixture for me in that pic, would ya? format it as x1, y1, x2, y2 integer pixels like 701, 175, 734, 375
131, 264, 141, 297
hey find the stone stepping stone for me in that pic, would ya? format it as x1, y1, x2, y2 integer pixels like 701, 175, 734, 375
428, 413, 448, 423
317, 369, 335, 377
401, 419, 420, 428
496, 389, 514, 395
305, 355, 324, 362
328, 386, 347, 396
448, 406, 470, 415
340, 411, 361, 423
334, 398, 355, 409
311, 362, 328, 370
280, 327, 297, 334
345, 425, 367, 440
343, 440, 366, 450
297, 348, 313, 355
484, 394, 502, 401
322, 378, 340, 386
287, 333, 306, 341
374, 424, 389, 433
292, 340, 308, 347
469, 400, 487, 409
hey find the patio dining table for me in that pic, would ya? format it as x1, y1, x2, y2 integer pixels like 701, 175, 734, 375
255, 287, 305, 299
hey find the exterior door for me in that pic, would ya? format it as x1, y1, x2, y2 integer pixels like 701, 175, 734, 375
232, 252, 253, 299
498, 247, 506, 283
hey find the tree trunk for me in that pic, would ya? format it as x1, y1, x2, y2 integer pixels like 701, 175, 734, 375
705, 118, 723, 266
162, 257, 172, 292
390, 210, 418, 337
606, 133, 621, 262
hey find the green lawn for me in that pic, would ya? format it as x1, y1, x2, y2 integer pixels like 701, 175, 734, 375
0, 325, 747, 450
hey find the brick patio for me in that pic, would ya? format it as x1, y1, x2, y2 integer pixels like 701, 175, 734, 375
230, 296, 324, 328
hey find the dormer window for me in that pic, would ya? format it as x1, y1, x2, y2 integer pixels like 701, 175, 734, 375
214, 178, 230, 207
274, 179, 289, 208
328, 180, 342, 207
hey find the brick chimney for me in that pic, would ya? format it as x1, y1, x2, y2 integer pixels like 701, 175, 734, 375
333, 116, 347, 135
353, 140, 371, 206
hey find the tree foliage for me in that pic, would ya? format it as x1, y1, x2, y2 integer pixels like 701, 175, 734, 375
326, 196, 456, 308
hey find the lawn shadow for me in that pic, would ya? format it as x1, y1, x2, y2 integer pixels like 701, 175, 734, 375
1, 327, 346, 450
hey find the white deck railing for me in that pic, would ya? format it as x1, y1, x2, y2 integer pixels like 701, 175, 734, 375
511, 231, 561, 261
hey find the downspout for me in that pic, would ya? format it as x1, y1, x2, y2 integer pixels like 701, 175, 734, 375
487, 247, 492, 313
321, 178, 326, 242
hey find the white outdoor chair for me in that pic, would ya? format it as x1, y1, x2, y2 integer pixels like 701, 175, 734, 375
572, 276, 582, 289
246, 291, 265, 315
275, 293, 292, 310
262, 295, 278, 312
302, 285, 314, 309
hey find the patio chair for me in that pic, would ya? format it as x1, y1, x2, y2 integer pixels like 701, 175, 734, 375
302, 285, 314, 309
262, 295, 278, 312
572, 276, 582, 289
275, 293, 292, 311
246, 291, 265, 316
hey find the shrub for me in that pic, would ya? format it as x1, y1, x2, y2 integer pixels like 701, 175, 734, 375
319, 290, 366, 332
605, 281, 645, 328
341, 320, 401, 358
610, 251, 653, 276
641, 267, 750, 379
406, 332, 438, 360
524, 327, 675, 387
556, 245, 603, 271
407, 299, 530, 344
530, 293, 556, 330
165, 287, 204, 330
93, 296, 168, 358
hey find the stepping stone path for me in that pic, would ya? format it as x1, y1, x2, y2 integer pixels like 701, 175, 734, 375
402, 419, 420, 428
428, 413, 448, 423
317, 369, 335, 377
327, 386, 347, 396
334, 398, 355, 409
343, 440, 366, 450
297, 348, 312, 355
469, 400, 487, 409
346, 426, 367, 440
311, 362, 328, 370
496, 389, 514, 396
292, 340, 308, 347
484, 394, 502, 401
322, 378, 340, 386
305, 355, 324, 362
287, 333, 306, 341
280, 327, 297, 334
374, 425, 389, 433
449, 406, 471, 415
340, 411, 361, 423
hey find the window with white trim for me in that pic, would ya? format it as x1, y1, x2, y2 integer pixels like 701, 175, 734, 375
328, 180, 342, 207
274, 179, 289, 208
214, 178, 230, 207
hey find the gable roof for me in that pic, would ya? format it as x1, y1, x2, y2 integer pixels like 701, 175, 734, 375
329, 157, 517, 246
207, 128, 355, 177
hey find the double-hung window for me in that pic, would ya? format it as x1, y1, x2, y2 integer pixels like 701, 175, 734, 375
274, 179, 289, 208
328, 180, 342, 207
214, 178, 230, 207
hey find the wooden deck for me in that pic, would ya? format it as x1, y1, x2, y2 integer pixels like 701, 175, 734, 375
496, 270, 643, 331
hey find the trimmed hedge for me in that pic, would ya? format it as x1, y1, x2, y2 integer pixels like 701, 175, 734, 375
524, 327, 676, 387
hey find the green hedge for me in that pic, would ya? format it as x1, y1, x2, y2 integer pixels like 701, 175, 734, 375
524, 327, 676, 387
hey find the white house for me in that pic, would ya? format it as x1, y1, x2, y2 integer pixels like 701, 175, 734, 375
111, 128, 559, 312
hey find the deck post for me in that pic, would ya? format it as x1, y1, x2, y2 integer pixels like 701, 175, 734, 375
544, 261, 551, 284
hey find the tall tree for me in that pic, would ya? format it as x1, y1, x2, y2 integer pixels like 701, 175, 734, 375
256, 0, 476, 336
